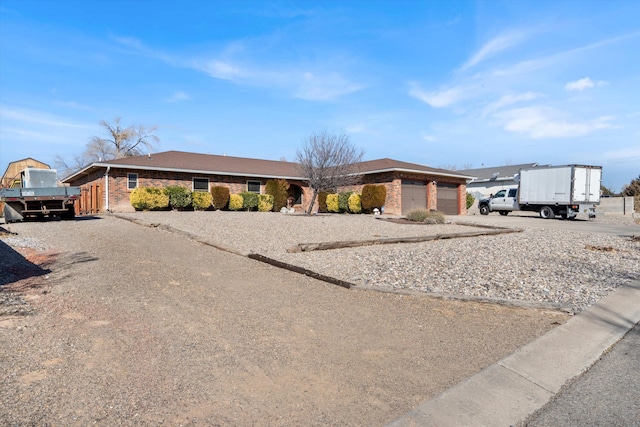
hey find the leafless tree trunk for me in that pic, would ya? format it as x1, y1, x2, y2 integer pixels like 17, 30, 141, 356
296, 130, 364, 214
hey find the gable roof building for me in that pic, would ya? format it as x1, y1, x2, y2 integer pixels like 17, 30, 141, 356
63, 150, 473, 216
464, 163, 545, 197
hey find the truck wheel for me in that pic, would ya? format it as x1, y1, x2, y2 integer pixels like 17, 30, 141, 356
61, 206, 75, 220
479, 205, 490, 215
539, 206, 554, 219
499, 211, 509, 216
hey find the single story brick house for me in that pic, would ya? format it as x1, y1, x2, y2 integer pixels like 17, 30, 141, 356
62, 150, 473, 216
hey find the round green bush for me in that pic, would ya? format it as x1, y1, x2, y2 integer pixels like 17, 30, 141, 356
164, 186, 192, 210
239, 191, 259, 211
338, 191, 353, 213
466, 192, 475, 210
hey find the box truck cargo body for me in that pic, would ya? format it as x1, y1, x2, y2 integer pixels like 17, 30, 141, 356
478, 165, 602, 219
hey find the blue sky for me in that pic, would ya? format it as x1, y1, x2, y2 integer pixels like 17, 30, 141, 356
1, 0, 638, 191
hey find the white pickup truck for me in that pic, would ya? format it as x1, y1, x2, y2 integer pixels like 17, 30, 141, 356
478, 165, 601, 220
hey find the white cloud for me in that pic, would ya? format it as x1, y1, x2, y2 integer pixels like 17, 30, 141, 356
603, 145, 640, 163
345, 122, 366, 133
493, 106, 614, 138
565, 77, 608, 91
198, 59, 245, 81
482, 92, 545, 117
294, 71, 363, 101
461, 32, 527, 70
566, 77, 594, 91
0, 105, 91, 129
408, 83, 468, 108
166, 91, 191, 102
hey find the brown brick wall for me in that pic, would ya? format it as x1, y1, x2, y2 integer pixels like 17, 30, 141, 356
68, 167, 468, 215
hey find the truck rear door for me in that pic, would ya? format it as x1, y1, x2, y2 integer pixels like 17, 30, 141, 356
572, 166, 602, 203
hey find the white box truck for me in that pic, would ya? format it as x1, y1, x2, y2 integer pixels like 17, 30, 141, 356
478, 165, 602, 219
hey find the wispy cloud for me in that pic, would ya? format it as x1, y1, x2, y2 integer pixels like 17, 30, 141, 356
493, 106, 614, 139
0, 105, 92, 129
482, 92, 545, 117
408, 82, 469, 108
0, 105, 94, 147
565, 77, 608, 91
602, 145, 640, 163
165, 91, 191, 103
460, 31, 528, 70
114, 36, 362, 102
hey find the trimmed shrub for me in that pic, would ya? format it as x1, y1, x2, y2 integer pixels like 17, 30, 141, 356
338, 191, 353, 213
361, 184, 387, 213
326, 194, 339, 213
130, 187, 169, 211
265, 179, 289, 212
423, 210, 446, 224
406, 209, 445, 224
211, 186, 230, 210
228, 194, 243, 211
406, 208, 428, 222
258, 194, 274, 212
191, 191, 212, 211
164, 186, 192, 210
348, 193, 362, 214
239, 191, 259, 211
466, 192, 475, 210
317, 192, 329, 213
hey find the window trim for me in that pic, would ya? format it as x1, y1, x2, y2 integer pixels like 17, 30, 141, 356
246, 180, 261, 194
127, 173, 138, 190
192, 177, 210, 192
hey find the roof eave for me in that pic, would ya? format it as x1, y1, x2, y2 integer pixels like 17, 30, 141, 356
359, 167, 475, 180
62, 162, 304, 182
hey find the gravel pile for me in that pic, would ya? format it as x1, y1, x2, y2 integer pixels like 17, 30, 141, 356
117, 211, 640, 313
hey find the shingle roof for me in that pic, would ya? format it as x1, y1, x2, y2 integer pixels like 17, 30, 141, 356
63, 151, 474, 182
355, 158, 474, 178
463, 163, 539, 181
101, 150, 302, 179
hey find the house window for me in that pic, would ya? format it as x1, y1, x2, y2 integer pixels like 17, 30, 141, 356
247, 180, 261, 194
127, 173, 138, 190
193, 178, 209, 192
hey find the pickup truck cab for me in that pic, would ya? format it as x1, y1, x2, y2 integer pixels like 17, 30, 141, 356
478, 188, 518, 216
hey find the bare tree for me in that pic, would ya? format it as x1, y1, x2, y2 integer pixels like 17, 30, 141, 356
56, 117, 159, 178
296, 130, 364, 214
90, 117, 159, 160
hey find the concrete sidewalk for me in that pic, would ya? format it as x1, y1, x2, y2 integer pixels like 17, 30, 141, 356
387, 280, 640, 427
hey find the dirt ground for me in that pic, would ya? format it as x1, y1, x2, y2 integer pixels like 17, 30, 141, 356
0, 216, 568, 426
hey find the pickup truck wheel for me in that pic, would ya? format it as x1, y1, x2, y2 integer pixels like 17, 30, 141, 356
499, 211, 509, 216
540, 206, 554, 219
479, 205, 490, 215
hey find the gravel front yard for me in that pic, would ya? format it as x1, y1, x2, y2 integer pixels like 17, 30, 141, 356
117, 211, 640, 313
1, 215, 570, 425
